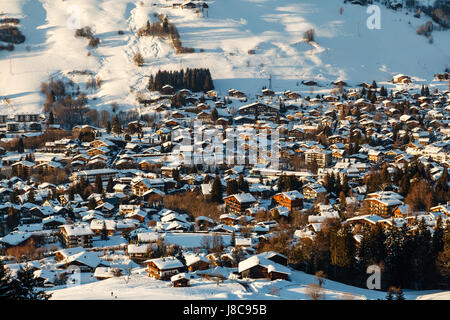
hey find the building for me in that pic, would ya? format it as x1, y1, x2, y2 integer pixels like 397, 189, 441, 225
364, 191, 404, 218
224, 193, 257, 214
144, 256, 185, 280
238, 253, 291, 281
59, 223, 94, 248
305, 149, 331, 168
272, 190, 304, 211
70, 168, 118, 183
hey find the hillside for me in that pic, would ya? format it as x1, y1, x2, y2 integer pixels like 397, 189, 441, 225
0, 0, 449, 115
48, 267, 447, 300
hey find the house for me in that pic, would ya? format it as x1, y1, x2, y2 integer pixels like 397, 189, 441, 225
171, 273, 190, 287
55, 250, 105, 272
364, 191, 404, 218
224, 193, 257, 214
59, 223, 94, 248
70, 168, 118, 184
302, 183, 327, 200
272, 190, 303, 211
94, 267, 121, 280
184, 254, 211, 272
127, 243, 150, 262
393, 74, 412, 84
238, 253, 291, 281
305, 150, 331, 168
144, 256, 185, 280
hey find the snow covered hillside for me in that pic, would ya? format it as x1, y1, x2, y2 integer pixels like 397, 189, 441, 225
48, 267, 447, 300
1, 0, 449, 114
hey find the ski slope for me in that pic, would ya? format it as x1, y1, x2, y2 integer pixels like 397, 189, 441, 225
48, 267, 448, 300
0, 0, 449, 114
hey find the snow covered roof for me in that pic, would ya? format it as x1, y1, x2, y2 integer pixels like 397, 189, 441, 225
238, 254, 291, 275
60, 223, 94, 237
144, 256, 184, 270
225, 193, 256, 203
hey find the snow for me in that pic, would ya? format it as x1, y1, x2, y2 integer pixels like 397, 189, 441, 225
2, 0, 449, 115
47, 266, 449, 300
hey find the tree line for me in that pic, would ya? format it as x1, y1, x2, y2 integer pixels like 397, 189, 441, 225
148, 68, 214, 93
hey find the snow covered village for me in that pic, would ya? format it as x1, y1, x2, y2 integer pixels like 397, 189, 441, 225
0, 0, 449, 301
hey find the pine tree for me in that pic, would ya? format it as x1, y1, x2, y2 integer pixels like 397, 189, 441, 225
395, 288, 405, 300
95, 175, 103, 194
210, 108, 218, 122
101, 221, 109, 240
88, 197, 97, 210
226, 179, 239, 196
17, 137, 24, 153
106, 176, 114, 193
9, 266, 52, 300
210, 176, 223, 203
112, 116, 122, 134
0, 260, 13, 299
238, 174, 249, 193
48, 111, 54, 125
27, 190, 35, 204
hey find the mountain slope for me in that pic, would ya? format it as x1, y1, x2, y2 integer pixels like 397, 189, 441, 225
0, 0, 449, 114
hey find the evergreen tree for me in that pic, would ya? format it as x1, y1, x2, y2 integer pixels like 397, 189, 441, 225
17, 137, 24, 153
106, 176, 114, 193
226, 179, 239, 196
395, 288, 405, 300
112, 116, 122, 134
94, 175, 103, 194
106, 121, 112, 134
0, 260, 13, 299
48, 111, 54, 125
210, 108, 218, 122
9, 266, 52, 300
210, 176, 223, 203
88, 197, 97, 210
26, 189, 35, 204
238, 174, 249, 193
101, 221, 109, 240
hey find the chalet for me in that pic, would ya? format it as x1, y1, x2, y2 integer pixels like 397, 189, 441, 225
272, 190, 303, 211
393, 74, 411, 84
171, 273, 190, 287
304, 149, 331, 168
302, 183, 327, 200
364, 191, 404, 218
90, 219, 116, 236
368, 149, 384, 163
238, 102, 279, 116
59, 223, 94, 248
127, 244, 150, 262
144, 256, 185, 280
238, 254, 291, 281
94, 267, 121, 280
184, 254, 211, 272
224, 193, 257, 214
55, 250, 105, 272
70, 168, 118, 183
11, 161, 34, 176
220, 213, 238, 226
160, 84, 175, 95
131, 178, 165, 197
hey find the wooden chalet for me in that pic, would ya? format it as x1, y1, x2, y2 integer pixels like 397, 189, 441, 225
272, 190, 303, 211
224, 193, 257, 214
144, 257, 185, 280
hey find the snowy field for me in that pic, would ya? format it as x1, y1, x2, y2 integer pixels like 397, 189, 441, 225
48, 267, 449, 300
1, 0, 449, 114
